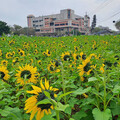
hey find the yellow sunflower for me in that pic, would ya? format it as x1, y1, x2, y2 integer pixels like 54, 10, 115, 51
61, 52, 71, 61
18, 50, 25, 57
47, 62, 60, 73
15, 64, 38, 85
73, 53, 80, 61
0, 49, 2, 56
0, 66, 10, 80
100, 64, 105, 73
77, 58, 91, 81
80, 52, 86, 61
38, 60, 42, 65
74, 46, 78, 52
1, 60, 8, 66
24, 79, 58, 120
1, 37, 6, 41
46, 49, 51, 56
34, 49, 38, 55
6, 52, 13, 59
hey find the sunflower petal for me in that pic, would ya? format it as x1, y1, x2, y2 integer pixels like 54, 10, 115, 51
27, 90, 38, 95
30, 107, 38, 120
31, 85, 42, 93
40, 79, 45, 90
45, 78, 49, 90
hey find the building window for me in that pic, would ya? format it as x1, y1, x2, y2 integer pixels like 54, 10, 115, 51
68, 10, 71, 19
52, 18, 56, 20
55, 24, 59, 26
33, 20, 38, 23
60, 23, 65, 26
50, 22, 54, 26
39, 20, 43, 22
35, 29, 40, 32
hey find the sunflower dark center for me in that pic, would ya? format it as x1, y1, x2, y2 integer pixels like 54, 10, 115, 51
0, 72, 5, 79
64, 55, 70, 61
21, 70, 31, 79
55, 61, 60, 67
20, 52, 23, 56
37, 91, 54, 110
84, 63, 91, 72
82, 55, 86, 60
50, 65, 54, 71
76, 55, 80, 60
3, 62, 7, 65
48, 51, 50, 54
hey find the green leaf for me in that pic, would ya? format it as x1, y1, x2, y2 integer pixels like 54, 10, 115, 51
57, 91, 73, 101
55, 102, 69, 112
16, 90, 24, 98
0, 94, 3, 99
92, 108, 112, 120
69, 118, 75, 120
110, 101, 120, 116
41, 114, 55, 120
72, 110, 87, 120
44, 91, 50, 98
88, 77, 98, 82
65, 106, 72, 115
73, 87, 91, 95
0, 106, 22, 120
36, 99, 52, 106
0, 88, 8, 94
112, 84, 120, 95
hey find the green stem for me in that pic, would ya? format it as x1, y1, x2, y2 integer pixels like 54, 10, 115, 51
56, 110, 60, 120
103, 74, 107, 111
61, 62, 67, 104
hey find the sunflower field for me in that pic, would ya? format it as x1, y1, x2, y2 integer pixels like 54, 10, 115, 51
0, 35, 120, 120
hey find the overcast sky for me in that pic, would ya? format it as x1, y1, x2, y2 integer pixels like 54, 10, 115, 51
0, 0, 120, 31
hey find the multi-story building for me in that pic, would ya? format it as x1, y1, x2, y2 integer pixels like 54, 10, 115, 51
27, 9, 90, 35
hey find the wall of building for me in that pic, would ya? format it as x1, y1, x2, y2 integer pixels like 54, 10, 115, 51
27, 9, 90, 35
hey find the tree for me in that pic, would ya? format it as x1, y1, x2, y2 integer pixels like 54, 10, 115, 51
0, 21, 10, 35
91, 27, 101, 33
91, 15, 96, 33
10, 25, 35, 36
115, 20, 120, 31
13, 24, 22, 35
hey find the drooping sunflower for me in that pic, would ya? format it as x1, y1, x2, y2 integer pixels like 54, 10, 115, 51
0, 66, 10, 80
1, 60, 8, 66
77, 58, 92, 81
61, 52, 71, 61
15, 64, 38, 85
24, 79, 58, 120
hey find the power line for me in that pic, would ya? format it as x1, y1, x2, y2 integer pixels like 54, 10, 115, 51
88, 0, 115, 15
97, 10, 120, 23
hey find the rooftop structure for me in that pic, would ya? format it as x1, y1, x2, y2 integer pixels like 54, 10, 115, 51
27, 9, 90, 35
